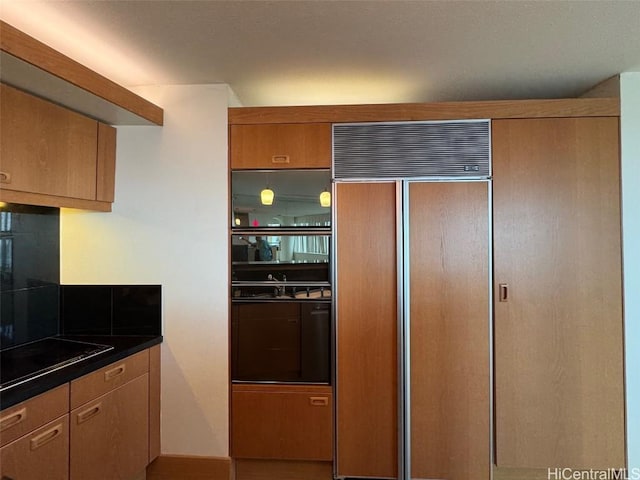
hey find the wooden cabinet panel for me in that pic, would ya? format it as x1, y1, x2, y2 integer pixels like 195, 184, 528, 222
70, 349, 149, 409
0, 415, 69, 480
0, 384, 69, 447
409, 181, 490, 480
96, 122, 116, 202
232, 384, 332, 461
230, 123, 331, 169
493, 117, 624, 469
70, 373, 149, 480
149, 344, 161, 463
235, 459, 333, 480
335, 182, 397, 478
0, 83, 98, 200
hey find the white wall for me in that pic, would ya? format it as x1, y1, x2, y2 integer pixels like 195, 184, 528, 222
622, 72, 640, 469
60, 84, 230, 457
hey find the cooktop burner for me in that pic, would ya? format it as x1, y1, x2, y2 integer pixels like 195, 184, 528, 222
0, 337, 114, 392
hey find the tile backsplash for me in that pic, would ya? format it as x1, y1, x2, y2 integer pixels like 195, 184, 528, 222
60, 285, 162, 336
0, 205, 60, 348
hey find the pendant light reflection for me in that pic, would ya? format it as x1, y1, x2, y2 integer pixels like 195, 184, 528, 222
319, 190, 331, 207
261, 187, 275, 206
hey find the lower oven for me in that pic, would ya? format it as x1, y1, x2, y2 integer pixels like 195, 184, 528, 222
231, 301, 330, 384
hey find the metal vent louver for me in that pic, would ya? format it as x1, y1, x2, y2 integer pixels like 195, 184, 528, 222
333, 120, 491, 179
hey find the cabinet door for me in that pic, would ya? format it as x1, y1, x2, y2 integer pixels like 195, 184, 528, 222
0, 415, 69, 480
336, 182, 398, 478
409, 181, 490, 480
230, 123, 331, 169
232, 384, 332, 461
70, 374, 149, 480
0, 83, 98, 200
96, 122, 116, 202
493, 118, 624, 469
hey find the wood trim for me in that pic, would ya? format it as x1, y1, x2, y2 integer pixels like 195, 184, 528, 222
149, 345, 161, 463
234, 459, 332, 480
580, 75, 620, 98
146, 455, 231, 480
493, 466, 549, 480
0, 20, 163, 125
0, 189, 112, 211
229, 97, 619, 125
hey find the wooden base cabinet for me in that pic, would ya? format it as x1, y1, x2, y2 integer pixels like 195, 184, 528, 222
0, 347, 159, 480
493, 117, 624, 470
70, 350, 151, 480
70, 373, 149, 480
232, 384, 332, 461
0, 415, 69, 480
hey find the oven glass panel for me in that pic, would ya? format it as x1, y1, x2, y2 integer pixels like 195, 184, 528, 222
231, 170, 331, 229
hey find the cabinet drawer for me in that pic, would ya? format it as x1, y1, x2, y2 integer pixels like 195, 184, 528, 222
0, 384, 69, 447
0, 414, 69, 480
232, 384, 332, 461
230, 123, 331, 169
70, 350, 149, 409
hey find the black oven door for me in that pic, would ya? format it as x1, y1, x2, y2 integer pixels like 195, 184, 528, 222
232, 301, 330, 383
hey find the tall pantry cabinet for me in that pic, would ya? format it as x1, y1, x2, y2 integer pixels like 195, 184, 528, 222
493, 117, 624, 471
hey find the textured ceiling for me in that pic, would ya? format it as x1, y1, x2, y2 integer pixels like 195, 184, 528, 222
1, 0, 639, 106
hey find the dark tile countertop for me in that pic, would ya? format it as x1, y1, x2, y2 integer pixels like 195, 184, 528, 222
0, 334, 162, 410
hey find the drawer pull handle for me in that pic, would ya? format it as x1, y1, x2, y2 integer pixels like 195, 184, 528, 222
0, 408, 27, 431
271, 155, 290, 164
499, 283, 509, 302
30, 423, 63, 450
309, 396, 329, 406
104, 364, 126, 381
77, 403, 102, 424
0, 171, 11, 184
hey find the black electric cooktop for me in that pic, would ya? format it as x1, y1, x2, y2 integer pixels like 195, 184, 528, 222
0, 337, 114, 392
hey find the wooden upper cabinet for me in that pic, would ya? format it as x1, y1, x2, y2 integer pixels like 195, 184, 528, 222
230, 123, 331, 169
0, 83, 116, 210
493, 117, 624, 471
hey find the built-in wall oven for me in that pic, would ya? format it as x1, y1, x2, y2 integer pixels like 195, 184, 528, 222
230, 170, 332, 385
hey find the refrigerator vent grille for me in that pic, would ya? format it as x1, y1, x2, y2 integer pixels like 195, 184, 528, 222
333, 120, 491, 179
